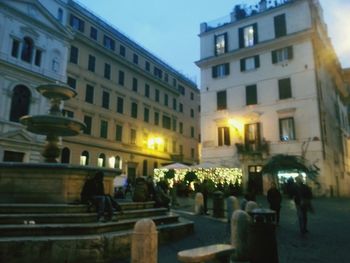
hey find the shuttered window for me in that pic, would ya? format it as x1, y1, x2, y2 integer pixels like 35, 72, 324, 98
274, 14, 286, 38
246, 85, 257, 105
217, 90, 227, 110
278, 78, 292, 99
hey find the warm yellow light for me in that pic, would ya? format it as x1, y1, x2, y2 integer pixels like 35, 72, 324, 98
147, 136, 164, 149
228, 119, 243, 130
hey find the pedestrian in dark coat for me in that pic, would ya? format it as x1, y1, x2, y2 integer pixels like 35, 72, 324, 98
267, 181, 282, 224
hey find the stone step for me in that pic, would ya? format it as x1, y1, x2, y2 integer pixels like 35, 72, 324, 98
0, 207, 168, 224
0, 201, 155, 214
0, 218, 194, 262
0, 213, 180, 237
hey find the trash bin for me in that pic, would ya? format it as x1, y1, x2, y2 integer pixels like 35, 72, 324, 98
212, 191, 224, 218
248, 208, 278, 263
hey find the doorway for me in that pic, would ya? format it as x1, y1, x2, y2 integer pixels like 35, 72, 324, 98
247, 165, 263, 194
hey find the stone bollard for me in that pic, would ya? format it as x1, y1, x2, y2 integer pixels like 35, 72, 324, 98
226, 196, 240, 223
194, 192, 204, 214
245, 201, 258, 213
231, 210, 251, 261
131, 219, 158, 263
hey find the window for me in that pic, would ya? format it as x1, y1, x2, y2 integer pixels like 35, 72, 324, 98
61, 147, 70, 164
179, 103, 183, 113
145, 84, 150, 97
132, 78, 138, 92
178, 85, 185, 95
119, 45, 126, 57
115, 124, 123, 142
155, 89, 160, 102
164, 73, 169, 82
190, 109, 194, 118
240, 55, 260, 71
190, 92, 194, 100
218, 127, 230, 146
11, 39, 20, 58
173, 98, 177, 110
212, 63, 230, 78
90, 26, 97, 40
179, 145, 183, 155
172, 118, 177, 132
272, 46, 293, 64
21, 37, 34, 63
145, 61, 150, 71
100, 120, 108, 138
278, 78, 292, 99
239, 23, 258, 48
144, 108, 149, 122
279, 117, 295, 141
34, 50, 42, 66
191, 148, 195, 159
88, 55, 95, 72
118, 70, 125, 85
179, 122, 183, 134
131, 102, 138, 119
117, 97, 124, 114
3, 151, 24, 162
103, 35, 115, 51
62, 109, 74, 118
172, 140, 177, 153
67, 77, 76, 89
274, 14, 286, 38
130, 129, 136, 144
83, 115, 92, 135
70, 46, 78, 64
143, 160, 148, 176
245, 123, 261, 151
217, 90, 227, 110
9, 85, 31, 122
154, 112, 159, 125
57, 8, 63, 23
173, 78, 177, 87
154, 67, 162, 79
80, 151, 89, 165
133, 54, 138, 64
104, 63, 111, 79
69, 14, 84, 32
162, 115, 171, 130
98, 153, 106, 167
191, 127, 195, 138
102, 91, 110, 109
215, 33, 227, 55
164, 94, 168, 106
246, 85, 257, 105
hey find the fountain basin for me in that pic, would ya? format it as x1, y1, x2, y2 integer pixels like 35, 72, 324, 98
20, 115, 86, 136
0, 163, 120, 203
36, 83, 77, 100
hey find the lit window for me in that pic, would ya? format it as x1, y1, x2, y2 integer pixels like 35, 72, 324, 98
215, 33, 227, 55
103, 35, 115, 51
279, 117, 295, 141
272, 46, 293, 64
212, 63, 230, 78
239, 24, 258, 48
218, 127, 230, 146
244, 123, 261, 151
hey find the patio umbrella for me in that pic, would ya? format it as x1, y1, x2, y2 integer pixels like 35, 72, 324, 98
159, 162, 189, 169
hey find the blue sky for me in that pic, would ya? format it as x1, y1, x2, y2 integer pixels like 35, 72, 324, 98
78, 0, 350, 85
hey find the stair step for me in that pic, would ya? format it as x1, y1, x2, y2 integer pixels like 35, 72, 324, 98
0, 214, 180, 237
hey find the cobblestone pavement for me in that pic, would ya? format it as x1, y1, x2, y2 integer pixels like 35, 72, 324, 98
158, 196, 350, 263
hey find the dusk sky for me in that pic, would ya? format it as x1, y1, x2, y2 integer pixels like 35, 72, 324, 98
78, 0, 350, 85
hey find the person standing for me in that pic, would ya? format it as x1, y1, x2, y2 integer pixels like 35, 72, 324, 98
267, 181, 282, 224
293, 175, 313, 234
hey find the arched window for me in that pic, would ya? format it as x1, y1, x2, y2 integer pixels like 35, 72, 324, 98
115, 156, 122, 169
142, 159, 148, 176
57, 8, 63, 22
10, 85, 31, 122
98, 153, 106, 167
80, 151, 89, 165
61, 147, 70, 164
21, 37, 34, 63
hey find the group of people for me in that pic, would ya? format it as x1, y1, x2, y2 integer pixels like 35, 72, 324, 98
267, 175, 313, 234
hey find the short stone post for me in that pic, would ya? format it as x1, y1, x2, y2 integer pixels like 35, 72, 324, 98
245, 201, 258, 213
194, 192, 204, 214
226, 196, 240, 223
231, 210, 251, 261
131, 219, 158, 263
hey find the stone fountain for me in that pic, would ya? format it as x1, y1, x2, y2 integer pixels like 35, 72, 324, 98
0, 83, 119, 203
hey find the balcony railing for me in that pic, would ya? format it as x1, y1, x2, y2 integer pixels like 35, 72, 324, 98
235, 139, 270, 158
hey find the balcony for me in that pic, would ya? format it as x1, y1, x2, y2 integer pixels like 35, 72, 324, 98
235, 139, 270, 159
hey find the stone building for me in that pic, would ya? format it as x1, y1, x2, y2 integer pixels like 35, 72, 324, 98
0, 0, 200, 182
197, 0, 350, 196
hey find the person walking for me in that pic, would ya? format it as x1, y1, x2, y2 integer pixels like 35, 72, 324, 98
267, 181, 282, 224
293, 175, 313, 234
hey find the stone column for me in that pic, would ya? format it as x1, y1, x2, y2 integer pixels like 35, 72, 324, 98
131, 219, 158, 263
245, 201, 258, 213
194, 192, 204, 214
231, 210, 251, 261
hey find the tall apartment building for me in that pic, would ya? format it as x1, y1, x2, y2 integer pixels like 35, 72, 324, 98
0, 0, 200, 181
197, 0, 350, 196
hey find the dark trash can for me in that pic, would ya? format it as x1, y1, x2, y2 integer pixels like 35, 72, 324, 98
212, 191, 224, 218
248, 208, 278, 263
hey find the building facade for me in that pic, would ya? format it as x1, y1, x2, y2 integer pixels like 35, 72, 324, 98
1, 0, 200, 182
197, 0, 350, 196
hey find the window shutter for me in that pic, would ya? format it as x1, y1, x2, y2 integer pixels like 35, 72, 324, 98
214, 35, 218, 55
239, 27, 244, 48
244, 124, 249, 146
272, 50, 277, 64
224, 127, 231, 146
254, 55, 260, 68
218, 127, 223, 146
246, 85, 257, 105
256, 123, 261, 147
224, 63, 230, 75
212, 66, 218, 78
287, 46, 293, 59
240, 58, 246, 72
224, 33, 228, 52
274, 14, 286, 38
279, 78, 292, 99
253, 23, 258, 45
